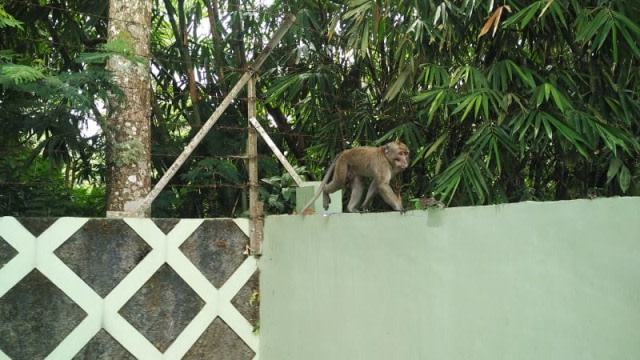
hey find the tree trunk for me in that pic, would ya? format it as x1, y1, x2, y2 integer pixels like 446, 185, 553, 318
105, 0, 152, 217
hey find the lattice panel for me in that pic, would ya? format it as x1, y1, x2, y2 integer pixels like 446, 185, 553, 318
0, 217, 259, 360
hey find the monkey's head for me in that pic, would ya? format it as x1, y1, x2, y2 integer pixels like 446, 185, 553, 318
384, 140, 410, 171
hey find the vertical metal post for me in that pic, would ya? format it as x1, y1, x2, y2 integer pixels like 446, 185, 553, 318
247, 76, 263, 255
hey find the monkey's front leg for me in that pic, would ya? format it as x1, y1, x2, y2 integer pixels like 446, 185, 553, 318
377, 183, 405, 213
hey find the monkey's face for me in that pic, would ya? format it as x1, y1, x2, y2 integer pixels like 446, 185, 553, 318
395, 150, 409, 170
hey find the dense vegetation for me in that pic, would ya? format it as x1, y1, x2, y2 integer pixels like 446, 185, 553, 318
1, 0, 639, 217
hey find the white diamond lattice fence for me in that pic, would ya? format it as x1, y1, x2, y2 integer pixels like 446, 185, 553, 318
0, 217, 258, 360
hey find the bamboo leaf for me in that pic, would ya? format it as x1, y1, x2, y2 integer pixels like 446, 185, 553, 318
383, 69, 410, 101
520, 2, 542, 28
433, 3, 442, 26
535, 86, 545, 107
577, 9, 608, 44
549, 86, 567, 113
482, 93, 489, 120
492, 6, 505, 36
612, 11, 640, 37
607, 158, 623, 183
479, 6, 504, 38
360, 20, 369, 53
425, 133, 448, 158
507, 60, 536, 88
540, 114, 553, 139
502, 1, 540, 28
619, 166, 631, 193
549, 1, 567, 28
474, 94, 482, 118
614, 20, 640, 58
612, 24, 618, 62
592, 17, 613, 52
544, 83, 551, 101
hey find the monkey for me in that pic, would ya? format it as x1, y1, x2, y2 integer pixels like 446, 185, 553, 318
301, 140, 409, 214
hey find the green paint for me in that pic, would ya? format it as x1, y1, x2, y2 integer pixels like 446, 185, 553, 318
260, 197, 640, 360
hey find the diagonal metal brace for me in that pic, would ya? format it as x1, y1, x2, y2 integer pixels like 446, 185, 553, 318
133, 14, 296, 215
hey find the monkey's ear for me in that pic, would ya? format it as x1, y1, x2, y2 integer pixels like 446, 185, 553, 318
384, 144, 389, 154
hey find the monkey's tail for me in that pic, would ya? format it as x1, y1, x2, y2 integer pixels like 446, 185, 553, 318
299, 159, 336, 215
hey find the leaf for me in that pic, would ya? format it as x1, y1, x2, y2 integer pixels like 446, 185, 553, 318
433, 3, 442, 26
606, 158, 623, 184
534, 86, 545, 107
612, 10, 640, 37
425, 133, 448, 158
548, 85, 567, 113
507, 60, 536, 88
327, 13, 341, 42
576, 9, 609, 45
520, 2, 542, 28
591, 15, 613, 52
541, 114, 553, 139
619, 166, 631, 193
451, 92, 477, 121
612, 11, 640, 58
266, 75, 302, 103
502, 1, 541, 29
538, 0, 554, 19
0, 6, 23, 29
76, 52, 113, 64
479, 7, 502, 38
611, 24, 618, 62
383, 69, 410, 101
0, 64, 45, 84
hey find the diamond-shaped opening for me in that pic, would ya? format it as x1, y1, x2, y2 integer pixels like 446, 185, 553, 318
183, 317, 255, 360
180, 219, 249, 288
54, 219, 152, 298
152, 219, 180, 235
231, 271, 259, 328
0, 236, 18, 269
16, 217, 58, 237
118, 263, 205, 352
0, 270, 87, 359
73, 329, 136, 360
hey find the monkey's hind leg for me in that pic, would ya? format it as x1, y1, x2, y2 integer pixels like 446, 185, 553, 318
322, 161, 348, 210
346, 175, 365, 212
322, 190, 331, 210
360, 181, 378, 212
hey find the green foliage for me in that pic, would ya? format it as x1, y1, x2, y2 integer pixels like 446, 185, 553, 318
3, 0, 640, 216
0, 0, 116, 216
0, 148, 105, 216
181, 158, 242, 184
0, 5, 22, 29
77, 39, 148, 65
266, 0, 640, 206
0, 64, 45, 84
260, 166, 306, 214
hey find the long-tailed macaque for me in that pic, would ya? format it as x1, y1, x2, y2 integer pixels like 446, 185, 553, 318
301, 140, 410, 213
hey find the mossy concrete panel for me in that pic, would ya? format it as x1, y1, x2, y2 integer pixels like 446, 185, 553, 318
260, 197, 640, 360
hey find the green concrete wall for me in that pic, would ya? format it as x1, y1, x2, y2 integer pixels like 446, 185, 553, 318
260, 197, 640, 360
